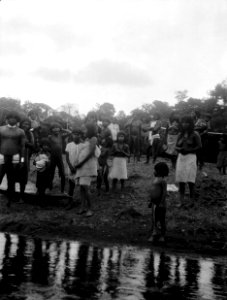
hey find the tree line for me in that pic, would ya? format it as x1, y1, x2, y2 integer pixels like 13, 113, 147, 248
1, 80, 227, 132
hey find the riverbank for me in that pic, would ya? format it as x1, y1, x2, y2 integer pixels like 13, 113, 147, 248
0, 158, 226, 256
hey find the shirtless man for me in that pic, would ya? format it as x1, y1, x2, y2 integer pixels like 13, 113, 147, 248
48, 122, 71, 193
0, 111, 25, 206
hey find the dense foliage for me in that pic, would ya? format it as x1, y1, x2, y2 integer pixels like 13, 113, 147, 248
1, 80, 227, 132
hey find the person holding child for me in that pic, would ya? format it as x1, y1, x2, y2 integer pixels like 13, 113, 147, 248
148, 162, 169, 243
109, 131, 130, 196
75, 123, 100, 217
33, 138, 51, 201
65, 129, 83, 198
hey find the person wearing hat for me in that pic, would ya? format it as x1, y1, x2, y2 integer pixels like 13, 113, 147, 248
0, 111, 25, 206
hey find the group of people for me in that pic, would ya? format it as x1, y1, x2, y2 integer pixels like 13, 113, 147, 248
0, 108, 226, 242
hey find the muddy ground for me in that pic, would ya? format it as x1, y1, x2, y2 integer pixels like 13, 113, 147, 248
0, 156, 226, 256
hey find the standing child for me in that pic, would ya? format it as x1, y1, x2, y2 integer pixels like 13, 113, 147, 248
65, 129, 82, 197
148, 162, 169, 243
33, 138, 51, 201
109, 131, 130, 196
217, 135, 227, 175
97, 137, 111, 195
75, 123, 100, 217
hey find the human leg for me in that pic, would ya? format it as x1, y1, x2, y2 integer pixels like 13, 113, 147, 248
68, 179, 75, 197
78, 177, 93, 216
83, 184, 93, 217
78, 185, 87, 214
103, 166, 109, 192
179, 182, 186, 203
112, 178, 118, 191
145, 145, 152, 163
148, 204, 158, 242
96, 169, 102, 195
120, 179, 125, 191
158, 207, 166, 241
152, 138, 160, 163
49, 157, 57, 190
188, 182, 195, 201
57, 157, 65, 193
5, 157, 16, 205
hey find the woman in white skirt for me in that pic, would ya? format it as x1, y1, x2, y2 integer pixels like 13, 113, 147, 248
109, 131, 130, 193
175, 116, 202, 203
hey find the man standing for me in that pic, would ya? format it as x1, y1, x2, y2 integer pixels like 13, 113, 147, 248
0, 111, 25, 206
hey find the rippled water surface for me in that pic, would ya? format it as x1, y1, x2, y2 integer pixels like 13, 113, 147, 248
0, 232, 226, 299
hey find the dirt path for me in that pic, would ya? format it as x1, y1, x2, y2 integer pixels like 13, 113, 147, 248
0, 158, 226, 255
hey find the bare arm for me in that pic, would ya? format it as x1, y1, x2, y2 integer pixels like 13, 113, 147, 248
123, 144, 130, 157
65, 151, 75, 173
75, 137, 97, 169
20, 131, 26, 161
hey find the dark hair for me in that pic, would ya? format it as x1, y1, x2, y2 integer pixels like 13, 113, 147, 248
117, 131, 126, 140
28, 109, 37, 116
50, 122, 62, 130
102, 117, 110, 124
153, 112, 161, 120
195, 110, 201, 118
85, 123, 97, 138
180, 115, 194, 134
39, 138, 51, 148
71, 126, 83, 135
169, 112, 179, 124
6, 111, 20, 122
154, 162, 169, 177
86, 111, 98, 123
20, 117, 31, 127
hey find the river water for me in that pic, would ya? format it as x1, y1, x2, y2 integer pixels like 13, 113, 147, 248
0, 232, 226, 300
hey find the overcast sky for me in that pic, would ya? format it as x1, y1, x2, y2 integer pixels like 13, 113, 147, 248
0, 0, 227, 115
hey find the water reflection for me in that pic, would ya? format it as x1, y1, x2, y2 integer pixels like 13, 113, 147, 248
0, 233, 226, 300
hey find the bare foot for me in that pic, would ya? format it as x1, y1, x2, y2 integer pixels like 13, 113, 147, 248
85, 210, 94, 217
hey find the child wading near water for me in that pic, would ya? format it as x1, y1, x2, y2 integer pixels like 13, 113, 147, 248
109, 131, 130, 197
75, 123, 100, 217
148, 162, 169, 243
217, 135, 227, 175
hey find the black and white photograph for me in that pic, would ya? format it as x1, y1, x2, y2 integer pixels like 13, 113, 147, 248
0, 0, 226, 299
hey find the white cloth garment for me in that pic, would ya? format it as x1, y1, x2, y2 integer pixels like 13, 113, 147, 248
175, 153, 197, 183
109, 157, 128, 180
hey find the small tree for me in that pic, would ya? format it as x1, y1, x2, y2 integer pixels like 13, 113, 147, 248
97, 102, 116, 120
175, 90, 188, 102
